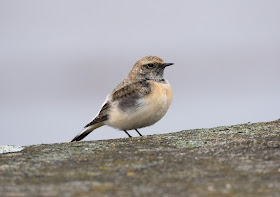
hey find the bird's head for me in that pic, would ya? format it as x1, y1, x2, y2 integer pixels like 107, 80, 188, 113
128, 56, 173, 81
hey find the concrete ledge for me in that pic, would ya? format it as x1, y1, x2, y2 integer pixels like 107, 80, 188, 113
0, 119, 280, 196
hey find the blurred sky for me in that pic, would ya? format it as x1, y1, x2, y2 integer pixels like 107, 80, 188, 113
0, 0, 279, 145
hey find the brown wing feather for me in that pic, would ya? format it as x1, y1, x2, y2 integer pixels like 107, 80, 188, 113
84, 102, 110, 128
112, 80, 152, 111
84, 80, 151, 127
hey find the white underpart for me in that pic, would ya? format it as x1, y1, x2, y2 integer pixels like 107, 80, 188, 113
105, 82, 172, 130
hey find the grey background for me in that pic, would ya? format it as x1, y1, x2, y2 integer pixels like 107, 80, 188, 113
1, 0, 279, 145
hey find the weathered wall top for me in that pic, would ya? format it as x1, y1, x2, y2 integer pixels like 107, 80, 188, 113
1, 119, 280, 196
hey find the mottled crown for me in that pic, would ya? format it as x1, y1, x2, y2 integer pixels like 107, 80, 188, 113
134, 56, 164, 66
127, 56, 167, 80
114, 56, 169, 91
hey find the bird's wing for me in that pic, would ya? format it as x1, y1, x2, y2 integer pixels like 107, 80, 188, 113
71, 97, 110, 142
71, 80, 152, 142
84, 98, 110, 128
111, 80, 152, 112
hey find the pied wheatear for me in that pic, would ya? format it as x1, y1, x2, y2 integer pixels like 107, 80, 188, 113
71, 56, 173, 142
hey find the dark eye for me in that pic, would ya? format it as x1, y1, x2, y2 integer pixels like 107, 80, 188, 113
146, 63, 154, 68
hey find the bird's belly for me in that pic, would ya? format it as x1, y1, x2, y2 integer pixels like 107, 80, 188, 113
106, 81, 173, 130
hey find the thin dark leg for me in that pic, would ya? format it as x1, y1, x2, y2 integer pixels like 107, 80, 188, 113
123, 130, 132, 138
135, 129, 143, 136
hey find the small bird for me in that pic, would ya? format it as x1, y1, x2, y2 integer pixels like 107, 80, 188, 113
71, 56, 173, 142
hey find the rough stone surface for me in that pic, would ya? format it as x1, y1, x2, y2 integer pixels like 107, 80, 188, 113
0, 119, 280, 197
0, 145, 24, 154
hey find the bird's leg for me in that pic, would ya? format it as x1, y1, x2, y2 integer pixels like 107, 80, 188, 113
135, 129, 143, 136
123, 130, 132, 138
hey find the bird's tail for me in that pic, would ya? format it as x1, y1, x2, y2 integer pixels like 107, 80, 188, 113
71, 122, 104, 142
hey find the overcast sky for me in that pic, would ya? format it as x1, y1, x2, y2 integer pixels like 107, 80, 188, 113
1, 0, 280, 145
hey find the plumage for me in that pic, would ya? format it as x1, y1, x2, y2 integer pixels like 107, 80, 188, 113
71, 56, 173, 142
112, 80, 151, 111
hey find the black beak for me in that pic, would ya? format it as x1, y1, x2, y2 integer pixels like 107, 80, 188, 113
163, 63, 174, 67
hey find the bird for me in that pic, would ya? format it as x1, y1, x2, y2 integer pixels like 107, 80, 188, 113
71, 56, 173, 142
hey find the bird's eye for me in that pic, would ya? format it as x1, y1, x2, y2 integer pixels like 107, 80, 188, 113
146, 63, 154, 68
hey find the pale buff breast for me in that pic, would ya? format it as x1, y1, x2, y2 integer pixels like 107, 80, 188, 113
106, 80, 173, 130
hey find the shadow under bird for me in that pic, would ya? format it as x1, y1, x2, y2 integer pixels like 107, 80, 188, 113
71, 56, 173, 142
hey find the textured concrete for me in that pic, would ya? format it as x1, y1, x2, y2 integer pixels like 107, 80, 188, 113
0, 119, 280, 196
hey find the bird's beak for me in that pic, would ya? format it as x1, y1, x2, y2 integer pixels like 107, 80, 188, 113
163, 63, 174, 67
